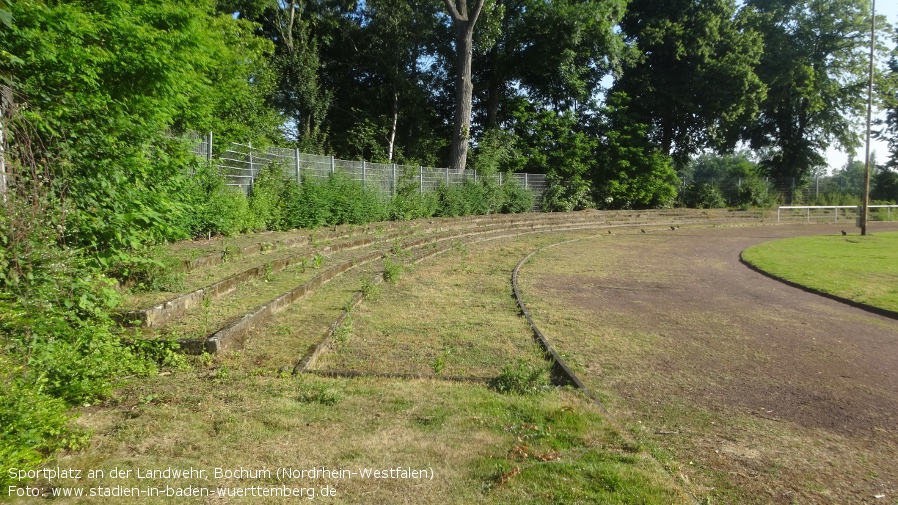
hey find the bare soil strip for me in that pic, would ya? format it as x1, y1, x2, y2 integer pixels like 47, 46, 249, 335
516, 223, 898, 504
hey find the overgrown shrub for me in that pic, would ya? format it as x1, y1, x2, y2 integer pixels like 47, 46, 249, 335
734, 177, 776, 209
181, 164, 253, 238
435, 182, 475, 217
501, 177, 535, 213
389, 169, 438, 220
684, 182, 727, 208
0, 227, 162, 485
248, 164, 289, 231
326, 174, 389, 225
434, 177, 513, 217
0, 368, 88, 489
543, 173, 594, 212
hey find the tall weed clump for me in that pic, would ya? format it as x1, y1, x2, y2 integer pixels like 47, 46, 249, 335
436, 176, 512, 217
287, 173, 389, 228
389, 168, 438, 220
180, 163, 253, 238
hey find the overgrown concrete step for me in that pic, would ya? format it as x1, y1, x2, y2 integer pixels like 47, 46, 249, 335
125, 213, 595, 325
135, 209, 764, 329
119, 233, 393, 327
182, 209, 771, 356
229, 262, 382, 370
138, 245, 382, 342
177, 249, 384, 354
161, 208, 747, 281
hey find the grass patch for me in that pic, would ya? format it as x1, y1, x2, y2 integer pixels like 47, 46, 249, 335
17, 227, 704, 504
314, 235, 567, 376
741, 232, 898, 313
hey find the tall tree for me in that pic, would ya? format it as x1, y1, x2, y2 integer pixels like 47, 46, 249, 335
444, 0, 485, 171
611, 0, 765, 167
223, 0, 343, 152
744, 0, 885, 182
473, 0, 627, 130
878, 33, 898, 169
324, 0, 446, 163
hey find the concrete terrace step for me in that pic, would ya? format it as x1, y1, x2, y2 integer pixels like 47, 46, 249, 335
129, 209, 770, 355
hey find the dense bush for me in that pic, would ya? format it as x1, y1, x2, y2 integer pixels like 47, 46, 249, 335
0, 197, 169, 487
388, 175, 438, 221
181, 164, 254, 238
734, 177, 776, 209
216, 164, 537, 226
684, 182, 727, 208
500, 178, 535, 213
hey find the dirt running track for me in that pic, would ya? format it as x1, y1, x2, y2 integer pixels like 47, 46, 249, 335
520, 222, 898, 504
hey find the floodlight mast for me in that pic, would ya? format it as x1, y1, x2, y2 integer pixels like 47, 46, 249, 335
861, 0, 875, 236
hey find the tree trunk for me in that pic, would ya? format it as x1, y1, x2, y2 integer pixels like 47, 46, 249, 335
444, 0, 485, 172
388, 87, 399, 162
0, 85, 10, 203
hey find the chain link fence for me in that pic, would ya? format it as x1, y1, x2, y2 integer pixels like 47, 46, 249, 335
187, 133, 546, 211
679, 175, 884, 207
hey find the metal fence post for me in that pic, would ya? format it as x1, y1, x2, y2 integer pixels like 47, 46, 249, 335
524, 173, 529, 190
419, 166, 424, 194
474, 169, 478, 183
206, 132, 213, 163
248, 140, 254, 193
330, 155, 335, 175
294, 148, 301, 184
499, 172, 503, 186
446, 166, 449, 185
362, 160, 367, 189
392, 164, 397, 197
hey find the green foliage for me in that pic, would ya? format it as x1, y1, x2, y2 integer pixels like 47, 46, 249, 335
500, 178, 535, 214
181, 164, 253, 238
107, 250, 184, 294
3, 0, 279, 260
0, 368, 89, 489
872, 169, 898, 203
744, 0, 881, 181
594, 94, 680, 209
508, 104, 596, 211
0, 220, 161, 483
684, 183, 727, 209
383, 259, 403, 283
248, 164, 296, 231
880, 33, 898, 170
682, 152, 775, 208
734, 177, 775, 208
613, 0, 765, 166
435, 179, 504, 217
388, 167, 438, 221
491, 360, 552, 395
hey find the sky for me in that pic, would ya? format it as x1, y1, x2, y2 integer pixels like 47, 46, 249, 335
824, 1, 897, 173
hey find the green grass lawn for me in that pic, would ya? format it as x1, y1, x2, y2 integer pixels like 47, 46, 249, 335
741, 232, 898, 313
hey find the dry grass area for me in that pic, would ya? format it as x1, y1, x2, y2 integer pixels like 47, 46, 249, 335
21, 229, 694, 504
314, 235, 564, 377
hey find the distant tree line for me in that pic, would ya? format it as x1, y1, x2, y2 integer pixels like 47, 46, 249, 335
3, 1, 898, 229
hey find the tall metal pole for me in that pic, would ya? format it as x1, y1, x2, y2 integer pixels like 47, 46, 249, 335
861, 0, 875, 235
